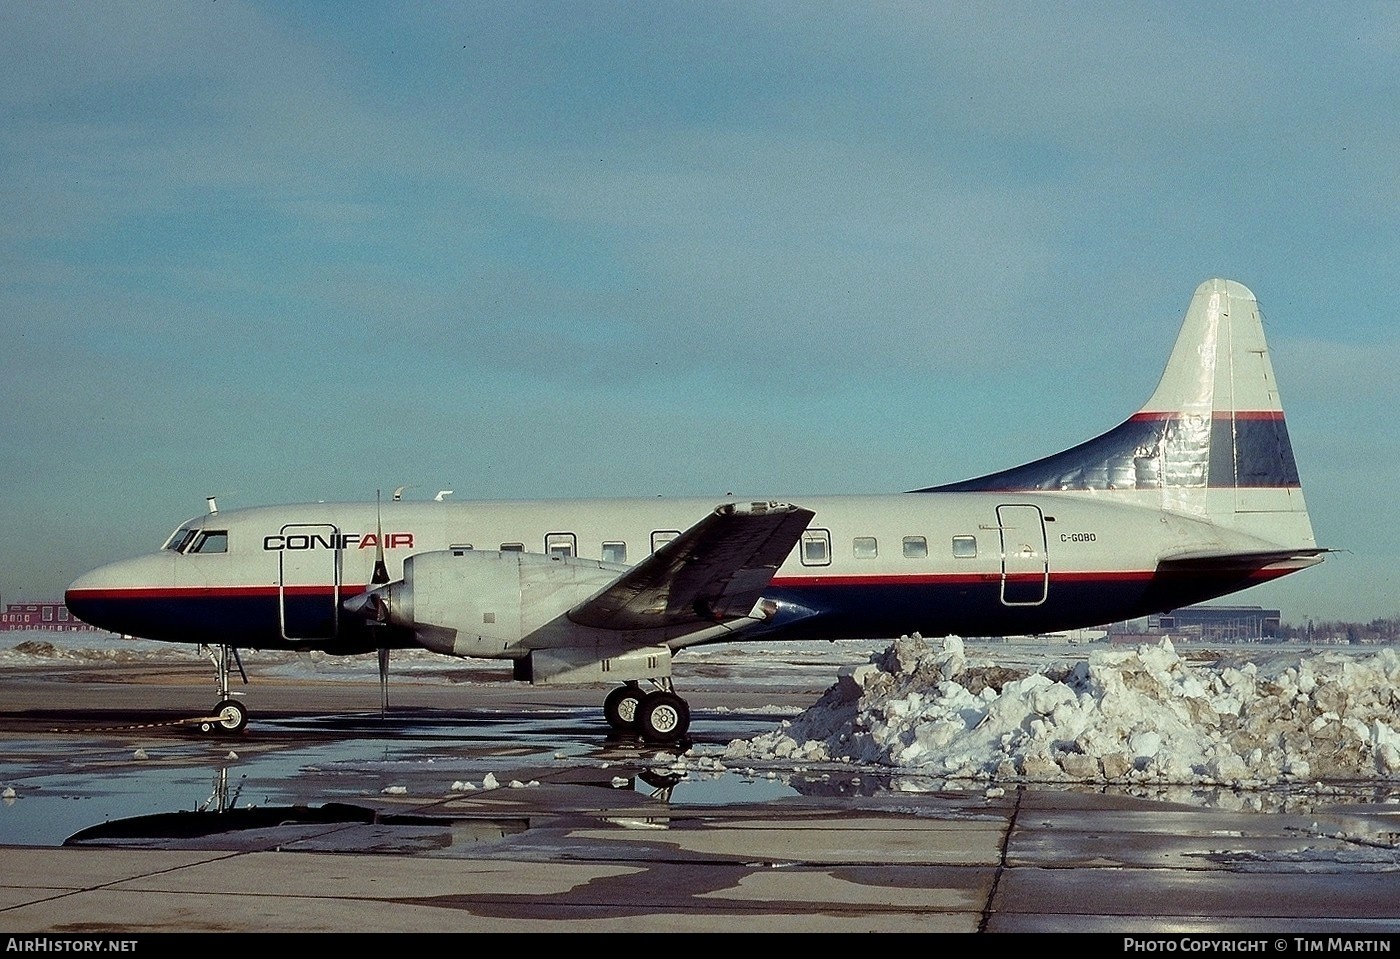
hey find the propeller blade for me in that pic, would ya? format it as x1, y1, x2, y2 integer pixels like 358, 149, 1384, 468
378, 647, 390, 717
372, 490, 390, 586
371, 491, 391, 719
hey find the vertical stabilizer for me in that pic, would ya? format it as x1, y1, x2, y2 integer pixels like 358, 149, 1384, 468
1141, 278, 1272, 417
1140, 278, 1308, 527
916, 278, 1316, 550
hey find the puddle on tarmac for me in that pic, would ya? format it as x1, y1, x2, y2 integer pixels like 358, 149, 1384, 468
0, 709, 806, 846
11, 706, 1390, 848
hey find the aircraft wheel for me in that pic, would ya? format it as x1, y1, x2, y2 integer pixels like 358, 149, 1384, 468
214, 699, 248, 734
604, 685, 643, 732
638, 691, 690, 743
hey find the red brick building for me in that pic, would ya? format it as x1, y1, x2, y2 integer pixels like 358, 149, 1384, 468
1, 601, 101, 632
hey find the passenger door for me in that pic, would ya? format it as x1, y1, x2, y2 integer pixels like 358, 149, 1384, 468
278, 523, 341, 639
996, 505, 1048, 606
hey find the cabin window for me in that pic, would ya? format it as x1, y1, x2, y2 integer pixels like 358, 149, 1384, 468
602, 541, 627, 564
651, 530, 680, 553
902, 536, 928, 559
500, 543, 525, 552
801, 529, 832, 567
545, 532, 576, 558
952, 535, 977, 559
191, 531, 228, 554
853, 536, 878, 559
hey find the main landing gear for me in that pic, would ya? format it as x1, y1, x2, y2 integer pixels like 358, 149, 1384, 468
603, 680, 691, 743
197, 643, 249, 735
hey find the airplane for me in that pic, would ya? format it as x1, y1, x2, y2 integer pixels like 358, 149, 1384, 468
65, 277, 1326, 742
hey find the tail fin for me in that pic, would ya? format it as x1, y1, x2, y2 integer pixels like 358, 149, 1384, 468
917, 278, 1317, 549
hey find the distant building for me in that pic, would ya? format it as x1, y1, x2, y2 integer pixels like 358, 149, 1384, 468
1154, 605, 1281, 642
1110, 604, 1281, 644
0, 601, 101, 632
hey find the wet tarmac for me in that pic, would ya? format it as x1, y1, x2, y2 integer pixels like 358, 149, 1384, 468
3, 654, 1400, 934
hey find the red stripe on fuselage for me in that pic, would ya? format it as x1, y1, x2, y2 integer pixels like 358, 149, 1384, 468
1129, 410, 1284, 421
772, 570, 1162, 588
66, 584, 369, 601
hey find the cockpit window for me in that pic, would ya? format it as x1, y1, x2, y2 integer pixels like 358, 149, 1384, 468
164, 527, 198, 553
191, 531, 228, 554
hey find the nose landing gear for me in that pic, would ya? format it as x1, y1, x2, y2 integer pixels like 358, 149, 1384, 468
198, 699, 248, 734
197, 643, 249, 735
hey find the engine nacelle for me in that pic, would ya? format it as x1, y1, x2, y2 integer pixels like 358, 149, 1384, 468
378, 549, 625, 659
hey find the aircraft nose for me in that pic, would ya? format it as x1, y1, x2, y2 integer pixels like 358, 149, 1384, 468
67, 554, 172, 592
65, 554, 175, 631
66, 566, 111, 596
65, 565, 114, 618
64, 571, 110, 629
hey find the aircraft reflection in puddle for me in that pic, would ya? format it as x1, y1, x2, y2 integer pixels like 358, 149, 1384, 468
57, 762, 750, 848
56, 756, 819, 850
65, 801, 531, 849
64, 765, 529, 850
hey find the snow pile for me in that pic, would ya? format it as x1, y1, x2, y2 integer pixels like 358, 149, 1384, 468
6, 637, 186, 664
722, 634, 1400, 787
0, 632, 489, 680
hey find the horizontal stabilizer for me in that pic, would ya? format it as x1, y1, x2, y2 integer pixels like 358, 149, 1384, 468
568, 501, 814, 631
1156, 547, 1328, 572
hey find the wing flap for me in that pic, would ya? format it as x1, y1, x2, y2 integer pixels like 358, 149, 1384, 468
567, 501, 814, 631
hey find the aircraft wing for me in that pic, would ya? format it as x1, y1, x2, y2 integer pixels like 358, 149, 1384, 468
567, 501, 815, 631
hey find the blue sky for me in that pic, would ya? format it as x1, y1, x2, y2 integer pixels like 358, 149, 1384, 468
2, 2, 1396, 624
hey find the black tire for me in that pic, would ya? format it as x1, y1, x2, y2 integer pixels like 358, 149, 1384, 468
638, 691, 690, 743
214, 699, 248, 734
604, 685, 643, 732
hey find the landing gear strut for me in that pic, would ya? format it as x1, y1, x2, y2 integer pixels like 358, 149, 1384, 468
198, 643, 249, 734
603, 680, 691, 743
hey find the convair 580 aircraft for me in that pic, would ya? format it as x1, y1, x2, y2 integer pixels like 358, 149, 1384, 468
67, 278, 1325, 742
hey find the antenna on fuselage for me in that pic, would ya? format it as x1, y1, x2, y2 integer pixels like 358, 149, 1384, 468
206, 496, 218, 515
434, 490, 453, 501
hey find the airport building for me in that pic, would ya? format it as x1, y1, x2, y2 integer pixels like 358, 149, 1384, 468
1152, 605, 1282, 641
0, 600, 101, 632
1109, 604, 1282, 644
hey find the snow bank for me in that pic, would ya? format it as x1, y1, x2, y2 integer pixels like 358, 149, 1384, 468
723, 635, 1400, 788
